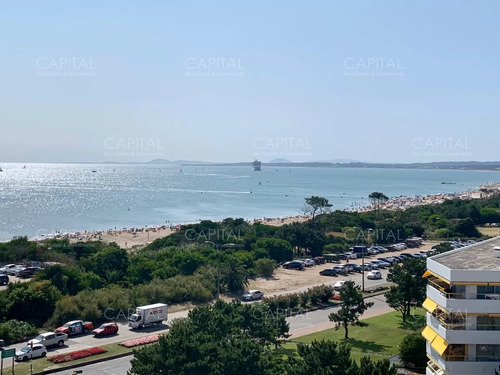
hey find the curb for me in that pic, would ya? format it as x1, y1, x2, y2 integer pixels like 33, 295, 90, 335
33, 351, 133, 374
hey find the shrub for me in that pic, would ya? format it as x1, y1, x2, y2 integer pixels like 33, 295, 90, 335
288, 293, 300, 309
299, 292, 310, 307
399, 333, 427, 368
0, 319, 39, 345
254, 258, 276, 278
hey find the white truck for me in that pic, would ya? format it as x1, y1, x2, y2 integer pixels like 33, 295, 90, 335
128, 303, 167, 330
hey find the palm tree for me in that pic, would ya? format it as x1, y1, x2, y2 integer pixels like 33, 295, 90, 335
221, 256, 249, 292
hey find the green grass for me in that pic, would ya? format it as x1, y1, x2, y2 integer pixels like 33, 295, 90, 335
14, 342, 133, 374
281, 308, 426, 363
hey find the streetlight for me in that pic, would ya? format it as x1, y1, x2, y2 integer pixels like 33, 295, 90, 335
204, 241, 236, 300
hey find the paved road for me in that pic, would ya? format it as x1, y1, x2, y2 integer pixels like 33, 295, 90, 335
57, 356, 132, 374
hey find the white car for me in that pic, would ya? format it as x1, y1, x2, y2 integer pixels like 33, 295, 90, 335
346, 253, 357, 260
15, 344, 47, 362
367, 271, 382, 280
302, 259, 316, 267
333, 280, 346, 291
0, 264, 16, 274
242, 290, 264, 301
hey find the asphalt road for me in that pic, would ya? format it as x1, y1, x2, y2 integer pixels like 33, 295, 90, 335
57, 356, 132, 374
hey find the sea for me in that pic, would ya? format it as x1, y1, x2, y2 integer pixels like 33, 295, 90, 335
0, 163, 498, 241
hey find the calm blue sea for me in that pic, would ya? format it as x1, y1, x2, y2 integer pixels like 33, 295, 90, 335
0, 163, 498, 241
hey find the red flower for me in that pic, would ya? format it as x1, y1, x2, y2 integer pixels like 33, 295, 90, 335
48, 347, 107, 363
120, 334, 159, 348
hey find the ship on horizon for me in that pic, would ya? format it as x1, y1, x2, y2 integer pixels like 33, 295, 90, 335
252, 159, 261, 171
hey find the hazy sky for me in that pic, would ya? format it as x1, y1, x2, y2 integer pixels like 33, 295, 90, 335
1, 1, 499, 163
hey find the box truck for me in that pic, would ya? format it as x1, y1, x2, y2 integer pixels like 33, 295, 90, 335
128, 303, 167, 329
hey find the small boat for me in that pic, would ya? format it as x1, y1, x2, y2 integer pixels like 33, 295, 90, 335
258, 181, 261, 185
23, 165, 26, 169
92, 170, 97, 173
0, 167, 2, 172
179, 168, 183, 173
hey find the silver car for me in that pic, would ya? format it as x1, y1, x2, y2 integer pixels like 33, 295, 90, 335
15, 344, 47, 362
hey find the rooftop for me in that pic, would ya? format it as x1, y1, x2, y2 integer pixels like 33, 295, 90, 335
431, 236, 500, 271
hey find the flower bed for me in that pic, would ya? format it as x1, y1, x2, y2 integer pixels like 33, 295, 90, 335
120, 334, 159, 348
48, 347, 107, 364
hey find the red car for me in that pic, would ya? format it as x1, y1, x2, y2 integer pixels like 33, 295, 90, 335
92, 322, 119, 337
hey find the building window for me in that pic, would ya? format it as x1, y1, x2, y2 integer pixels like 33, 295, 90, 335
476, 344, 500, 362
477, 316, 500, 331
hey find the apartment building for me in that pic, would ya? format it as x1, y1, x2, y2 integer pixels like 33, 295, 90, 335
423, 236, 500, 375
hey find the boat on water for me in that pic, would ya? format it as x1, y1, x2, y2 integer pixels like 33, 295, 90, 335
23, 165, 26, 169
92, 170, 97, 173
0, 167, 2, 172
252, 160, 262, 171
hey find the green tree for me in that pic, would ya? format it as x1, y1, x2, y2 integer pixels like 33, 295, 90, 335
399, 333, 427, 369
328, 281, 374, 339
221, 256, 249, 292
368, 192, 389, 219
254, 238, 293, 263
129, 301, 284, 375
254, 258, 277, 278
385, 258, 427, 322
452, 218, 481, 237
303, 196, 332, 227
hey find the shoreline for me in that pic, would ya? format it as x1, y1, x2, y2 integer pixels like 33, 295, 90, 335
4, 183, 499, 248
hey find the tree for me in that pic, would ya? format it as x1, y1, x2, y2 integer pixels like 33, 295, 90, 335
254, 258, 277, 278
368, 192, 389, 219
328, 281, 374, 339
254, 238, 293, 263
385, 258, 427, 322
129, 301, 285, 375
221, 256, 249, 292
303, 196, 332, 226
399, 333, 427, 369
285, 340, 397, 375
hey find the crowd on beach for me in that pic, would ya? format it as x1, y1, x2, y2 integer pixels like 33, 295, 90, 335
26, 183, 500, 246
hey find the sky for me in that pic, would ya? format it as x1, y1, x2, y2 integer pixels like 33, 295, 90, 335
0, 1, 499, 164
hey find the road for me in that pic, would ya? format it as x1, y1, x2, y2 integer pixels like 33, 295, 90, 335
1, 248, 427, 370
51, 294, 393, 374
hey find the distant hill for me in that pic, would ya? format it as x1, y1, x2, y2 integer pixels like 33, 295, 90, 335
268, 158, 292, 163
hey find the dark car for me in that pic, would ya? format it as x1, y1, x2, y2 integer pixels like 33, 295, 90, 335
17, 267, 41, 279
312, 257, 326, 264
399, 253, 413, 259
0, 274, 8, 285
319, 268, 337, 277
351, 264, 362, 273
337, 254, 347, 261
92, 322, 119, 337
283, 260, 304, 270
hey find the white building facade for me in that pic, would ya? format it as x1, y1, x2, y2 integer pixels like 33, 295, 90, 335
423, 237, 500, 375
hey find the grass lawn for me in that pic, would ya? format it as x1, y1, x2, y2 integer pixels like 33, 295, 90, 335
13, 342, 133, 374
280, 308, 426, 363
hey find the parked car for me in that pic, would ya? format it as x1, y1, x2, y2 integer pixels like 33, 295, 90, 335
337, 254, 348, 261
56, 320, 93, 335
375, 246, 388, 253
360, 264, 373, 271
0, 264, 16, 274
367, 271, 383, 280
301, 259, 316, 267
242, 290, 264, 301
373, 260, 391, 268
338, 264, 354, 273
399, 253, 413, 259
312, 257, 325, 264
15, 344, 47, 362
0, 274, 9, 285
351, 264, 362, 273
319, 268, 338, 277
378, 257, 395, 265
332, 266, 348, 276
333, 280, 346, 291
28, 331, 68, 348
345, 253, 358, 260
92, 322, 119, 336
368, 262, 380, 270
283, 260, 304, 270
18, 267, 41, 279
6, 265, 24, 275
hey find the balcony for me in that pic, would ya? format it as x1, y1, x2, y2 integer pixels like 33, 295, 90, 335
427, 314, 500, 345
427, 285, 500, 314
427, 344, 500, 375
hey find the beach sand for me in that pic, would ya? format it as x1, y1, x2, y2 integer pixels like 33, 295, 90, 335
68, 215, 311, 249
